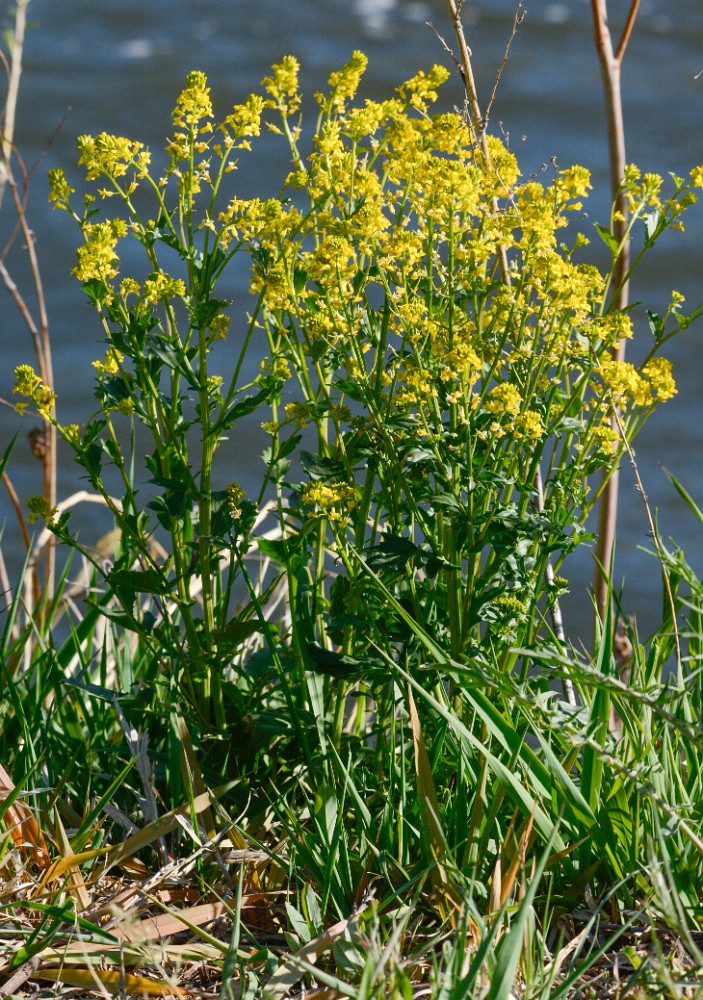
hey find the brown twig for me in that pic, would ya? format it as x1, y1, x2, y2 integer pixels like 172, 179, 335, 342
0, 1, 57, 602
590, 0, 641, 625
426, 21, 464, 82
443, 0, 511, 284
445, 0, 487, 143
0, 956, 42, 998
484, 3, 526, 129
1, 468, 32, 555
0, 0, 27, 211
615, 0, 641, 63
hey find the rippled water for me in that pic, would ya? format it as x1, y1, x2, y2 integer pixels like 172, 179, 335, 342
3, 0, 703, 640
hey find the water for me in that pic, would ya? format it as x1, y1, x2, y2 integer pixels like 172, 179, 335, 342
3, 0, 703, 642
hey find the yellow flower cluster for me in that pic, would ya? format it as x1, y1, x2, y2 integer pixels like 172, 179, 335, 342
47, 168, 75, 209
218, 196, 301, 252
120, 277, 141, 300
74, 219, 127, 283
77, 133, 151, 182
208, 313, 230, 340
262, 56, 301, 115
62, 424, 81, 445
302, 481, 357, 524
322, 50, 368, 112
284, 402, 315, 429
485, 384, 522, 417
552, 165, 592, 210
13, 365, 56, 419
44, 58, 692, 519
92, 348, 124, 376
641, 357, 677, 402
226, 482, 245, 522
395, 65, 451, 113
172, 70, 213, 131
599, 357, 676, 407
142, 271, 187, 305
26, 495, 58, 525
477, 383, 545, 441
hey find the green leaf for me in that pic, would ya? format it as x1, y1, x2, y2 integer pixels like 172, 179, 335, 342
367, 534, 420, 573
305, 643, 365, 678
108, 567, 169, 595
594, 222, 619, 254
257, 537, 290, 566
222, 387, 270, 424
300, 451, 347, 481
192, 297, 232, 328
213, 620, 265, 648
147, 333, 193, 380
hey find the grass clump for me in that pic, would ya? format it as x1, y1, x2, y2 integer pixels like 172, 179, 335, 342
4, 53, 703, 998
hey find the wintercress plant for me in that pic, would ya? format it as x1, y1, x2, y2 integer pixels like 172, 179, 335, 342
14, 55, 702, 731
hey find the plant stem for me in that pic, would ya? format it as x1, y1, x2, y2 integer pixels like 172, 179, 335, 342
0, 0, 27, 210
590, 0, 640, 624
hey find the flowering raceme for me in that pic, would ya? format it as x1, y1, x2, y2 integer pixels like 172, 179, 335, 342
13, 365, 55, 419
77, 133, 151, 182
74, 219, 127, 283
18, 56, 698, 680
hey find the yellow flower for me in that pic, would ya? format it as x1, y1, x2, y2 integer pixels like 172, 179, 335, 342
92, 348, 124, 376
222, 93, 265, 142
598, 360, 643, 403
142, 271, 187, 304
77, 133, 151, 182
120, 277, 141, 299
591, 422, 619, 455
395, 362, 438, 408
302, 481, 356, 524
27, 495, 58, 525
344, 101, 387, 141
47, 168, 75, 209
285, 402, 315, 429
208, 313, 230, 340
262, 56, 301, 115
641, 357, 676, 402
62, 424, 81, 445
323, 50, 368, 111
598, 358, 675, 407
74, 219, 127, 283
172, 71, 213, 131
396, 64, 450, 112
226, 482, 245, 521
484, 135, 520, 192
13, 365, 56, 419
552, 165, 592, 209
514, 409, 544, 440
485, 383, 522, 417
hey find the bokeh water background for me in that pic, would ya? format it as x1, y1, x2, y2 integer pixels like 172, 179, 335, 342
3, 0, 703, 642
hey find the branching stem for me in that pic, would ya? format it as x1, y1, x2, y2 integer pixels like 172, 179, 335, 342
590, 0, 640, 624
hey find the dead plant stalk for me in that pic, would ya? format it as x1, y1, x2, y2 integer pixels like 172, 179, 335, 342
590, 0, 641, 622
0, 0, 56, 603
